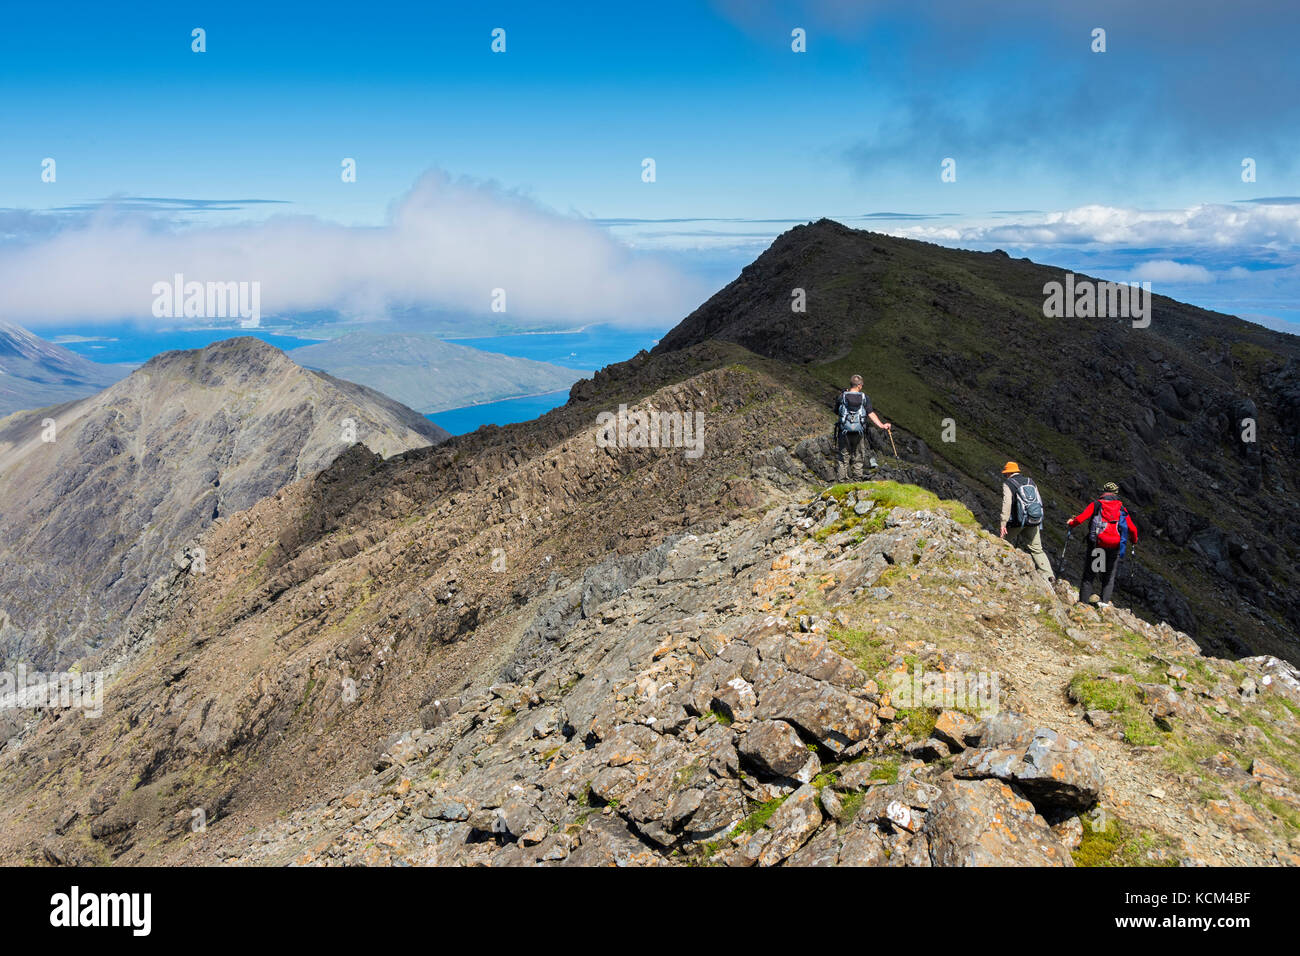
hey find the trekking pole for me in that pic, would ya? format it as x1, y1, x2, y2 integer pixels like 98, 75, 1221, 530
1058, 528, 1072, 566
887, 427, 899, 460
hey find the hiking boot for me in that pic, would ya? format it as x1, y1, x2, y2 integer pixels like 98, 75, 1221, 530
1097, 601, 1112, 608
869, 457, 879, 469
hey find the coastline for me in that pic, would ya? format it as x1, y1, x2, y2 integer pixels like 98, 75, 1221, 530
441, 324, 592, 340
425, 386, 576, 415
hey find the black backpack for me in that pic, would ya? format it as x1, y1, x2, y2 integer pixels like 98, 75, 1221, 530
838, 392, 867, 434
1006, 474, 1044, 526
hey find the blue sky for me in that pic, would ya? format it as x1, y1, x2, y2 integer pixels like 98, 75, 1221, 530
2, 0, 1299, 334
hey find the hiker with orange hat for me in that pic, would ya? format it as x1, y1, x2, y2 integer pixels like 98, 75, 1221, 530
999, 461, 1053, 582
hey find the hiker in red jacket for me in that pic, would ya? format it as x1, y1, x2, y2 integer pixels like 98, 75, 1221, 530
1067, 481, 1139, 607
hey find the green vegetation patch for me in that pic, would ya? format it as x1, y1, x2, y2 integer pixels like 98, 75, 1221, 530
867, 755, 900, 784
822, 480, 976, 529
812, 480, 977, 547
734, 795, 786, 836
1067, 672, 1164, 747
895, 707, 940, 741
829, 626, 892, 677
1240, 785, 1300, 835
1073, 816, 1179, 867
836, 790, 867, 824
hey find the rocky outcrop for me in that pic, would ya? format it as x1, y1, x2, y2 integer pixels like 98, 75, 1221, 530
952, 717, 1103, 812
4, 408, 1298, 867
152, 483, 1296, 868
927, 777, 1072, 867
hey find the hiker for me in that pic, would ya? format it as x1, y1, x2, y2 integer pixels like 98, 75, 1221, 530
1067, 481, 1139, 607
834, 374, 891, 481
998, 461, 1053, 582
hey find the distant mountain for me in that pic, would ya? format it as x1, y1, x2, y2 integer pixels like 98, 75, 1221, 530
0, 321, 129, 416
0, 336, 448, 670
288, 332, 586, 413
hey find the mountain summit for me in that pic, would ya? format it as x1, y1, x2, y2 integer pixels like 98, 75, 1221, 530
0, 337, 447, 670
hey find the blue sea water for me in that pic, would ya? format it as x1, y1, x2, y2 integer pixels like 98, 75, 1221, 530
448, 324, 663, 372
41, 323, 322, 365
427, 390, 574, 434
430, 324, 667, 434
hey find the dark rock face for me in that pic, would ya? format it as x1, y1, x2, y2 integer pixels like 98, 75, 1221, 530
656, 220, 884, 364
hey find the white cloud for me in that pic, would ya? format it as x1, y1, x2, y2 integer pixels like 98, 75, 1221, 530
0, 171, 708, 328
888, 202, 1300, 249
1130, 259, 1215, 284
875, 202, 1300, 334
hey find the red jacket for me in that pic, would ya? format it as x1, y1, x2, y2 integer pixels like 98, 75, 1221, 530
1069, 494, 1138, 543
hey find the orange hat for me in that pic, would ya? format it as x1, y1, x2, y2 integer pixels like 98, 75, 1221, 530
1001, 461, 1020, 474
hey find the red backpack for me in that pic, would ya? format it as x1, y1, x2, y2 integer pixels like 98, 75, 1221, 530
1088, 497, 1130, 554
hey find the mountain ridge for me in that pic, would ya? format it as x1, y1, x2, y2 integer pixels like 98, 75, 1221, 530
1, 223, 1297, 868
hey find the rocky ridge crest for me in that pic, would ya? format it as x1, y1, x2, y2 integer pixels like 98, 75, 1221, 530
206, 484, 1300, 867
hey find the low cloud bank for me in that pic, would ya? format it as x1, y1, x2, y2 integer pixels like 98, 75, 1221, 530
0, 171, 708, 329
891, 202, 1300, 251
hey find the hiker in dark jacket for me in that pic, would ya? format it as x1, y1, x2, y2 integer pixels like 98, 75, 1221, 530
1067, 481, 1139, 607
998, 461, 1053, 582
834, 374, 891, 480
